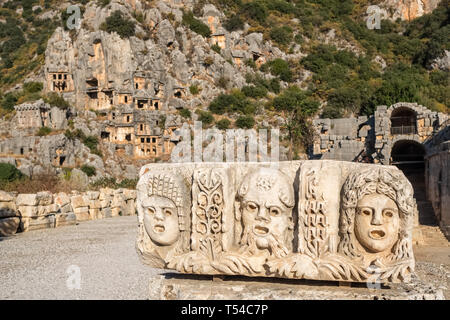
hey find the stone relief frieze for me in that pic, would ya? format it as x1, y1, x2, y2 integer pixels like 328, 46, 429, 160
136, 161, 416, 283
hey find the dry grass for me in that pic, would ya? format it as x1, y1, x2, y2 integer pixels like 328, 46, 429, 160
1, 173, 86, 194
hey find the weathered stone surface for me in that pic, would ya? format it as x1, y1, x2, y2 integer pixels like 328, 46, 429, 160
22, 215, 56, 232
0, 201, 17, 218
111, 207, 122, 217
74, 207, 90, 222
89, 200, 102, 209
71, 195, 88, 209
89, 208, 102, 220
102, 207, 112, 218
36, 204, 59, 216
123, 189, 137, 200
16, 194, 38, 206
36, 191, 53, 206
87, 191, 100, 200
123, 199, 136, 216
0, 191, 15, 202
137, 161, 417, 283
149, 274, 444, 300
54, 192, 71, 207
18, 205, 38, 218
55, 212, 77, 227
0, 217, 20, 237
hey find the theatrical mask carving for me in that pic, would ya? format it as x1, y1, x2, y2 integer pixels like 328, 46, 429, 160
236, 168, 294, 258
136, 161, 416, 283
338, 167, 415, 268
136, 170, 190, 267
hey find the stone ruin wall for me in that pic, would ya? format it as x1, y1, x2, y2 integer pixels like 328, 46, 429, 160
312, 103, 449, 238
313, 103, 449, 164
0, 188, 137, 237
426, 138, 450, 238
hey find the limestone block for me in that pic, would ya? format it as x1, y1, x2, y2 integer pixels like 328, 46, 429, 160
0, 217, 20, 236
102, 207, 112, 218
86, 191, 100, 200
123, 189, 137, 200
16, 194, 37, 206
89, 208, 102, 220
89, 200, 101, 209
18, 205, 38, 218
111, 207, 121, 217
36, 204, 59, 216
60, 203, 73, 214
136, 161, 416, 283
100, 199, 110, 208
55, 212, 76, 227
54, 193, 70, 207
111, 194, 125, 208
22, 215, 56, 232
99, 188, 114, 200
71, 195, 88, 209
123, 199, 136, 216
36, 191, 53, 206
150, 275, 444, 300
0, 201, 17, 218
74, 207, 90, 222
0, 191, 15, 202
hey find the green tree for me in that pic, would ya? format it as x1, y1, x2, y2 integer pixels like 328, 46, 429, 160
272, 86, 319, 159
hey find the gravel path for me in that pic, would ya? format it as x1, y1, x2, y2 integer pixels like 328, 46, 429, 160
1, 216, 449, 299
0, 216, 161, 299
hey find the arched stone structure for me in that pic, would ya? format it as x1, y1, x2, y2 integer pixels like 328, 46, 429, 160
311, 102, 449, 237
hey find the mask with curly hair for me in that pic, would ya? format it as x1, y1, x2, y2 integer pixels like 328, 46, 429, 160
338, 167, 416, 262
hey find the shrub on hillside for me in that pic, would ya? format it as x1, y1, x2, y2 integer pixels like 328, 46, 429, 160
100, 10, 135, 38
263, 59, 292, 82
0, 163, 24, 183
270, 26, 293, 46
223, 15, 244, 32
235, 115, 255, 129
197, 110, 214, 127
216, 118, 231, 130
240, 2, 268, 24
44, 92, 70, 109
80, 165, 96, 177
36, 126, 52, 136
182, 11, 211, 37
179, 108, 192, 119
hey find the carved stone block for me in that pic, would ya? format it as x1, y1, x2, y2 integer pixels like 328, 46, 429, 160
136, 161, 416, 283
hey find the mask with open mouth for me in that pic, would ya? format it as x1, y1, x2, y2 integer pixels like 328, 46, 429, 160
354, 193, 400, 253
143, 195, 180, 246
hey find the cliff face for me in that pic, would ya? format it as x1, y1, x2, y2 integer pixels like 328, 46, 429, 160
382, 0, 442, 21
43, 0, 300, 112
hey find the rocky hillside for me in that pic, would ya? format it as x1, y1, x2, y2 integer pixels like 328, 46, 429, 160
0, 0, 448, 191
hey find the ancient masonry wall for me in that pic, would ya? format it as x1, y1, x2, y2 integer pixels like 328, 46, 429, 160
426, 141, 450, 238
0, 188, 136, 237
